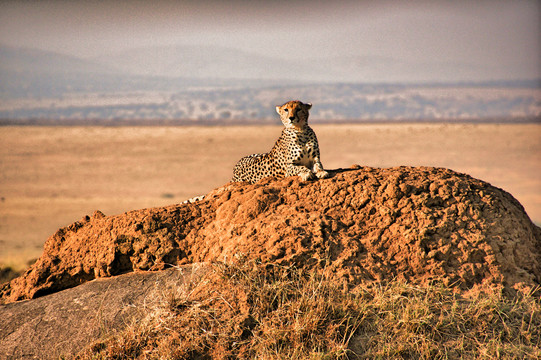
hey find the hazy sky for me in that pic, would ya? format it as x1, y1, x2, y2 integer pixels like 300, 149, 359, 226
1, 0, 539, 81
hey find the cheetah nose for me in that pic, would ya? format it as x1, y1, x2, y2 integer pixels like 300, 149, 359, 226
289, 116, 295, 121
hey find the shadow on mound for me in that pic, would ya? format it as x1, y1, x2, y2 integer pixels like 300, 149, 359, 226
1, 166, 540, 304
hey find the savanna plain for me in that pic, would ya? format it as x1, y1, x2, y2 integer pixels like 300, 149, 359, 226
1, 123, 540, 273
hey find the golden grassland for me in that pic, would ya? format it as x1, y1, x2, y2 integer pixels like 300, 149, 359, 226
76, 260, 540, 359
1, 123, 540, 271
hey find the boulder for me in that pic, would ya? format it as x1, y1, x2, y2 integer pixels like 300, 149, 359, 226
0, 265, 207, 360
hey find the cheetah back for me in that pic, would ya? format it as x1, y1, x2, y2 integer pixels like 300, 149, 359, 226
232, 153, 285, 183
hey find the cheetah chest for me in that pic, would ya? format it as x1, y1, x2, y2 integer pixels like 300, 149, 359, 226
289, 134, 316, 167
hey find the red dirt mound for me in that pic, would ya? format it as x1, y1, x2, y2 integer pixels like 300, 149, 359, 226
2, 166, 540, 303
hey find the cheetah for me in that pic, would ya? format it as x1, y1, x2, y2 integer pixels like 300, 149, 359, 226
232, 100, 328, 184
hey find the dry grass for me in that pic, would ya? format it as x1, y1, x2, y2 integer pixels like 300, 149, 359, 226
76, 260, 541, 359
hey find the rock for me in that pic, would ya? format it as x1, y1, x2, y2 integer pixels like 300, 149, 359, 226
1, 166, 540, 304
0, 264, 208, 360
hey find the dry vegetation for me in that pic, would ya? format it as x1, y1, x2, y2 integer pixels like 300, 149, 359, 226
77, 260, 540, 359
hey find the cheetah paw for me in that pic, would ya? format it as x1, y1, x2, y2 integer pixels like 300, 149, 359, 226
316, 170, 329, 179
299, 171, 314, 181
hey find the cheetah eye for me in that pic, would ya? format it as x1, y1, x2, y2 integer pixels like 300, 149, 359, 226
284, 108, 289, 112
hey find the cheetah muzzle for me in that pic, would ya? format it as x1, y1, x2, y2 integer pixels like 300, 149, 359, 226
232, 100, 329, 184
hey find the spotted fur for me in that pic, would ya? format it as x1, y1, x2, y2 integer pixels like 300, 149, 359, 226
232, 100, 328, 184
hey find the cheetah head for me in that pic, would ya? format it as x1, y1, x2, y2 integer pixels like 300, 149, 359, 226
276, 100, 312, 129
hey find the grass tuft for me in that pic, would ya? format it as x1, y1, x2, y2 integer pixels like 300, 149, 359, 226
77, 259, 541, 359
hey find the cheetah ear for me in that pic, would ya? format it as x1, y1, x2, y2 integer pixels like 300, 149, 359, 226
305, 102, 312, 110
276, 105, 281, 114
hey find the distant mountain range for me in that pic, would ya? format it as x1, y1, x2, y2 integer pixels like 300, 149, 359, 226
92, 45, 526, 84
0, 45, 280, 99
0, 45, 540, 122
94, 45, 315, 80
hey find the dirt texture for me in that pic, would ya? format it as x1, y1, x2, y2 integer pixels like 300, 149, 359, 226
1, 166, 540, 304
0, 265, 207, 360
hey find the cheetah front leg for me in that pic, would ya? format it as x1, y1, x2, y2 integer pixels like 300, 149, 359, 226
308, 137, 328, 179
312, 156, 329, 179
